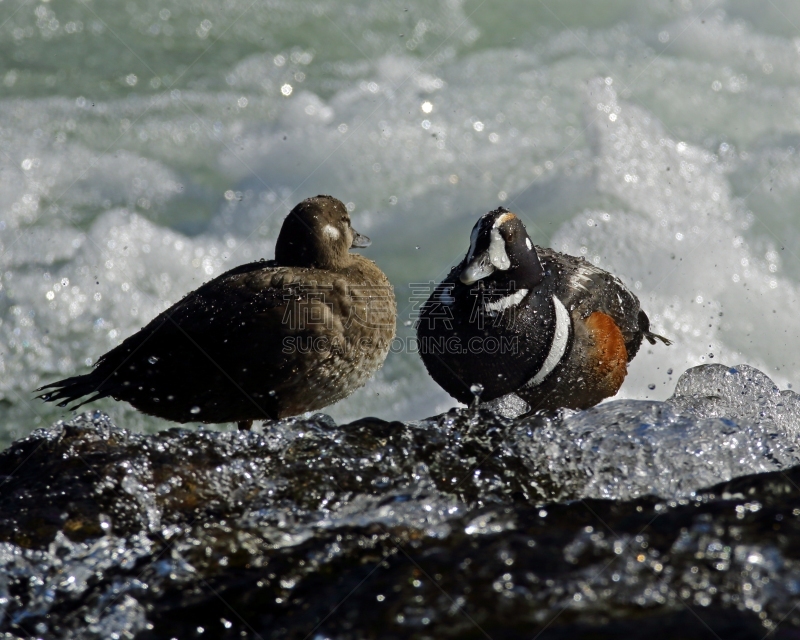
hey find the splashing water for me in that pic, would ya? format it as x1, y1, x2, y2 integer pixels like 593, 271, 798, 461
1, 363, 800, 637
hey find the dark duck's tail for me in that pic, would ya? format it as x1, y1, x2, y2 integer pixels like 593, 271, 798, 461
36, 370, 110, 411
637, 310, 672, 346
645, 331, 672, 346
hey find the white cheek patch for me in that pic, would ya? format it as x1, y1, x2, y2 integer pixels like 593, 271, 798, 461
527, 295, 571, 387
484, 288, 528, 314
525, 237, 532, 251
323, 224, 340, 241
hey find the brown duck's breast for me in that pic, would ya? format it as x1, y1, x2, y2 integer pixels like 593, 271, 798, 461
339, 256, 397, 334
272, 256, 396, 417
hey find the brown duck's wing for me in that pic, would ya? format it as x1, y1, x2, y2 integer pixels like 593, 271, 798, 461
40, 263, 345, 421
92, 263, 286, 367
110, 265, 349, 374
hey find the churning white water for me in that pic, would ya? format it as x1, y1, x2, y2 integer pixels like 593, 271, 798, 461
2, 0, 800, 443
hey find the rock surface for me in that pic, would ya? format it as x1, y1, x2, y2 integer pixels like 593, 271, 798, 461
1, 364, 800, 639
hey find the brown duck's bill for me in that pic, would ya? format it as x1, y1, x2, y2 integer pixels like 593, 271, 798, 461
351, 230, 371, 248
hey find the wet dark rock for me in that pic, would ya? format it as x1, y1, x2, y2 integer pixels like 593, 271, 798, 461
0, 364, 799, 638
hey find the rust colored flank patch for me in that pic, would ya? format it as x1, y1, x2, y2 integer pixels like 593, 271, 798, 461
584, 311, 629, 395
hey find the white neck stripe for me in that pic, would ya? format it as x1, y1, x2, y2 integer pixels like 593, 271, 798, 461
528, 295, 571, 387
484, 288, 528, 313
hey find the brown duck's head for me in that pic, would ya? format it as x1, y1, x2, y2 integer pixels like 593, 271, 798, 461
275, 195, 371, 269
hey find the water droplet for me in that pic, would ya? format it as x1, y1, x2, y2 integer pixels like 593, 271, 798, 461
470, 383, 484, 397
190, 406, 201, 414
648, 383, 656, 390
708, 353, 714, 359
148, 356, 159, 364
667, 368, 673, 375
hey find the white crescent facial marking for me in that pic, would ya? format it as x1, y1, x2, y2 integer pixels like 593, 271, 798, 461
488, 227, 510, 270
525, 237, 532, 251
461, 213, 514, 284
323, 224, 340, 241
484, 288, 528, 314
527, 295, 571, 387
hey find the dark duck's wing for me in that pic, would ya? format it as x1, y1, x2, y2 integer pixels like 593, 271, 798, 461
37, 261, 335, 423
540, 247, 670, 361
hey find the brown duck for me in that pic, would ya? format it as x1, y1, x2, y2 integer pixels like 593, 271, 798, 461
38, 195, 396, 429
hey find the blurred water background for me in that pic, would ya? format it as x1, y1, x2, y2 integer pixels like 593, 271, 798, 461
2, 0, 800, 445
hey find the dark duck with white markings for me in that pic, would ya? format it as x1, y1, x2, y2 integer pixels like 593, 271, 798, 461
38, 195, 396, 430
416, 208, 670, 413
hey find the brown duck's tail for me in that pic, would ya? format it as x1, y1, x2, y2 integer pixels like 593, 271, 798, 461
36, 372, 109, 411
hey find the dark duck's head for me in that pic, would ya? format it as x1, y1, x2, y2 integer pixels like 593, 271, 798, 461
456, 208, 543, 305
276, 195, 371, 270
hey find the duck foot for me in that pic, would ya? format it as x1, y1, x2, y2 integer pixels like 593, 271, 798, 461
237, 420, 253, 431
